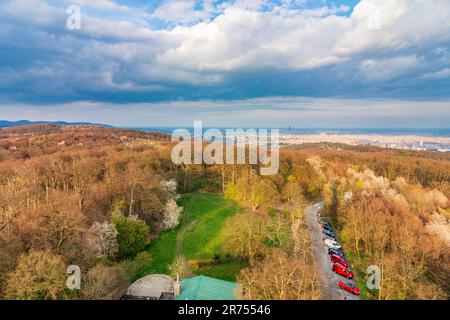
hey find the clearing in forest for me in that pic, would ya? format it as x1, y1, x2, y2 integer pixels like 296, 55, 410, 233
143, 193, 247, 281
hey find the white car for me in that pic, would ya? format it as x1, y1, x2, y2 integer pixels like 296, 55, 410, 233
324, 239, 341, 250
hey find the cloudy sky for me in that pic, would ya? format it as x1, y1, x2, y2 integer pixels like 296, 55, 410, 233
0, 0, 450, 128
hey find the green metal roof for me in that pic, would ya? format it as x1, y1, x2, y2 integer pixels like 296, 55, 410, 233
175, 276, 242, 300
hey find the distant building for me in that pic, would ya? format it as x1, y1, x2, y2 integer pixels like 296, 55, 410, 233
122, 274, 174, 300
122, 274, 242, 300
176, 276, 242, 300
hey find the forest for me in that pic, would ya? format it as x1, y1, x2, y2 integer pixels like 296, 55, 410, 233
0, 125, 448, 300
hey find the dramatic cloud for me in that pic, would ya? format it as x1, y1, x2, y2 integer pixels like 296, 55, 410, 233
0, 0, 449, 126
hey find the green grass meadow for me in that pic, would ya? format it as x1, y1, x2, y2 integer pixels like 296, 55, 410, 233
141, 193, 246, 282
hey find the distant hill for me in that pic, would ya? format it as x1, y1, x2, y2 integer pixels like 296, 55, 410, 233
0, 120, 111, 128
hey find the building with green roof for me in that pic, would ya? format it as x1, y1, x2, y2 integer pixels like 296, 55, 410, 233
175, 276, 242, 300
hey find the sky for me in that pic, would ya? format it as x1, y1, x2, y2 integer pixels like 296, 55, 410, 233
0, 0, 450, 128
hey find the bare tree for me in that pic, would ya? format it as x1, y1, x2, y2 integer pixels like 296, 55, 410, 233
82, 264, 129, 300
4, 250, 67, 300
71, 158, 102, 210
222, 212, 269, 265
239, 250, 320, 300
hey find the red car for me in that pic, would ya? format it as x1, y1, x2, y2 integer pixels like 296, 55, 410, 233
330, 254, 349, 267
339, 281, 360, 296
332, 264, 354, 279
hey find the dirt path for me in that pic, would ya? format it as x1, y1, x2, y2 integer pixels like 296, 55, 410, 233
175, 196, 194, 259
305, 202, 361, 301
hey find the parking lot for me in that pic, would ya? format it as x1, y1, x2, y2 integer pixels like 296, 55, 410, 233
305, 202, 361, 300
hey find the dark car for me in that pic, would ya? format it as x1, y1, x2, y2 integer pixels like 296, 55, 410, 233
328, 248, 345, 258
323, 229, 336, 238
339, 281, 360, 296
323, 223, 332, 229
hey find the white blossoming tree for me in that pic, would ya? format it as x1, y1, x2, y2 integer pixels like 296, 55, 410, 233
343, 191, 354, 204
426, 212, 450, 246
161, 199, 183, 231
161, 179, 180, 200
86, 221, 119, 259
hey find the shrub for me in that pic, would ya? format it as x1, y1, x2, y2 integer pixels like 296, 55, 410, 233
111, 216, 150, 258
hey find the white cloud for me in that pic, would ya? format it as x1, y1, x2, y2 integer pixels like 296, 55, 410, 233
150, 0, 450, 84
1, 0, 450, 101
151, 0, 207, 24
335, 0, 450, 55
421, 68, 450, 80
358, 56, 421, 83
157, 8, 351, 72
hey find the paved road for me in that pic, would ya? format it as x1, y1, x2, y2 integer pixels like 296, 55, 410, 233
305, 202, 361, 300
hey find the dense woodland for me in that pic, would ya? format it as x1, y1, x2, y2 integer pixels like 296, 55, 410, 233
0, 125, 449, 300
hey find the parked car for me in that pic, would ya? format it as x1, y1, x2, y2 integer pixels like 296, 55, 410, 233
322, 223, 332, 230
339, 281, 360, 296
330, 254, 349, 267
323, 229, 336, 238
325, 239, 341, 250
328, 248, 346, 258
323, 225, 333, 233
322, 230, 336, 239
332, 264, 354, 279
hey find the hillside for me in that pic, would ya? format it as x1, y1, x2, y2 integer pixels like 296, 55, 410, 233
0, 125, 448, 300
0, 120, 111, 128
0, 124, 170, 161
